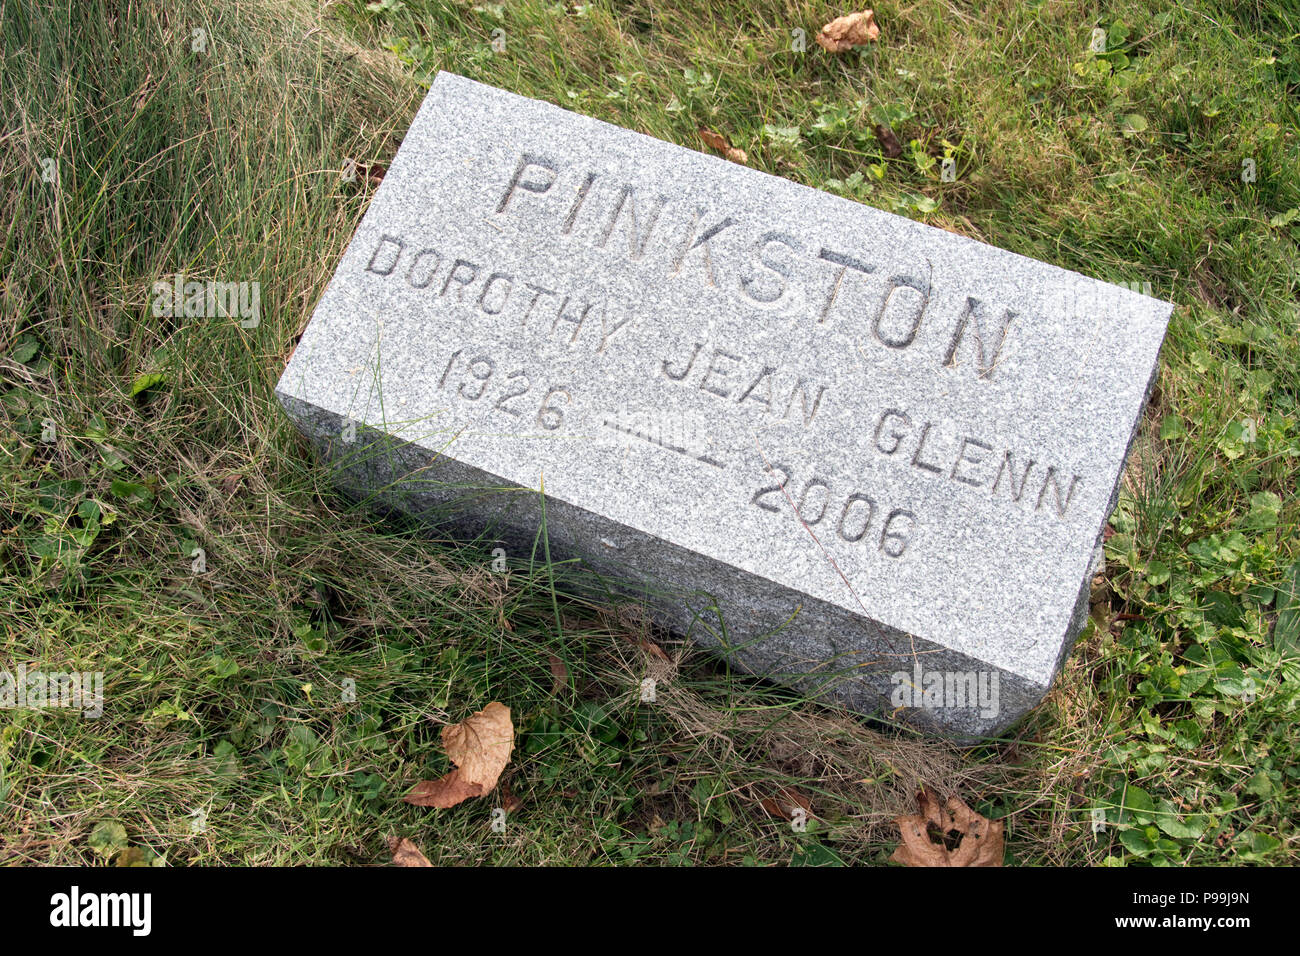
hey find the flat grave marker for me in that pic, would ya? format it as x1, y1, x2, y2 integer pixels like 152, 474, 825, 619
277, 72, 1173, 736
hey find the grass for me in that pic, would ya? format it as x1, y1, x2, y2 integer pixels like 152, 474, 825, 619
0, 0, 1296, 865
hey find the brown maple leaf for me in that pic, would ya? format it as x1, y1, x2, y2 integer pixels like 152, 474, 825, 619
816, 10, 881, 53
404, 701, 515, 809
891, 789, 1004, 866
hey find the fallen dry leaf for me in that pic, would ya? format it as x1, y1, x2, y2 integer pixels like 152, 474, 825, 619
404, 701, 515, 809
816, 10, 880, 53
404, 774, 481, 809
699, 128, 728, 151
891, 789, 1003, 867
759, 786, 814, 822
387, 835, 432, 867
875, 124, 903, 159
342, 160, 386, 187
698, 128, 748, 164
357, 161, 386, 186
499, 779, 523, 814
639, 639, 670, 661
618, 628, 671, 661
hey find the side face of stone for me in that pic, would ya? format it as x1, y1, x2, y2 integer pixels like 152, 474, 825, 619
276, 72, 1173, 737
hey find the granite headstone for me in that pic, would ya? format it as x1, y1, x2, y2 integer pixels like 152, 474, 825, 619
276, 72, 1173, 736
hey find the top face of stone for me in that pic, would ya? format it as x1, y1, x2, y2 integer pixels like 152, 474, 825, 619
278, 72, 1173, 688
